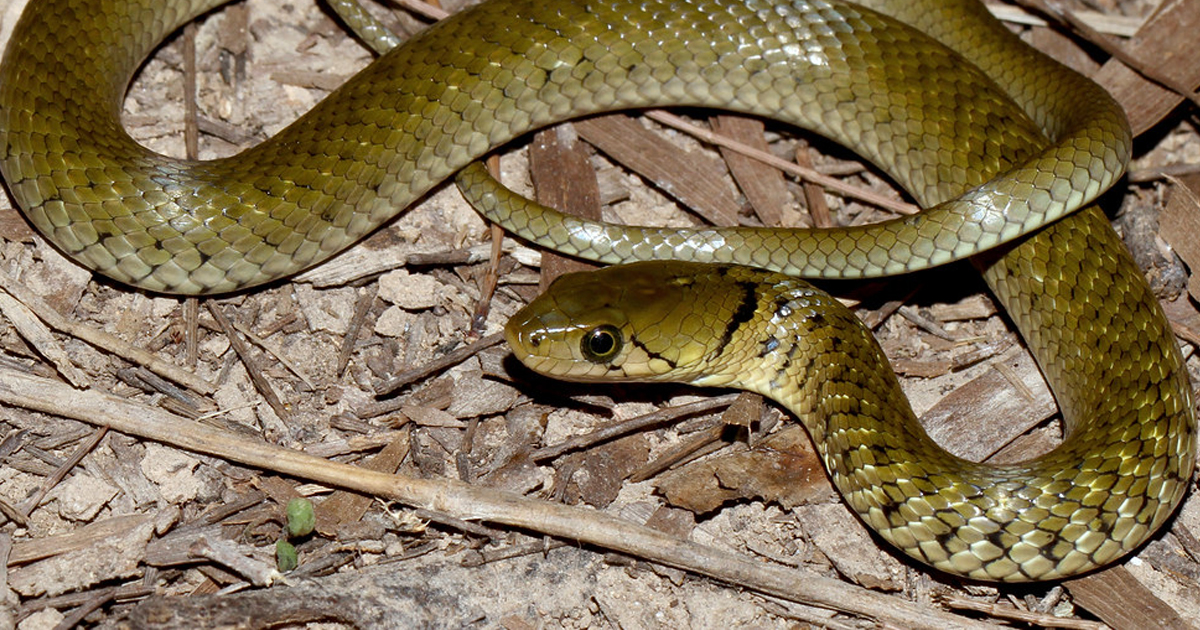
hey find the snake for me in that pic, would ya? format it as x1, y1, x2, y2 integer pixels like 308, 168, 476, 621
0, 0, 1194, 581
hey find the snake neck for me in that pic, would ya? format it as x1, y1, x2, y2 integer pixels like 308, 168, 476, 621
688, 266, 1192, 581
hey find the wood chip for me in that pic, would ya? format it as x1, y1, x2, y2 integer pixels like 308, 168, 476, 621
1066, 567, 1194, 630
1158, 174, 1200, 301
711, 114, 789, 226
315, 432, 411, 537
796, 502, 905, 591
529, 124, 603, 287
574, 115, 742, 226
919, 351, 1056, 462
656, 425, 831, 513
574, 433, 650, 508
1092, 0, 1200, 134
8, 516, 154, 597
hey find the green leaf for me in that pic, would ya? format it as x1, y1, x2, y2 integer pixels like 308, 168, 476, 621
286, 497, 316, 538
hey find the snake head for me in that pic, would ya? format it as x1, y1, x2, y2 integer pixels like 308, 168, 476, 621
505, 261, 742, 383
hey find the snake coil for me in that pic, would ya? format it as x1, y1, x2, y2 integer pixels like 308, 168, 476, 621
0, 0, 1194, 581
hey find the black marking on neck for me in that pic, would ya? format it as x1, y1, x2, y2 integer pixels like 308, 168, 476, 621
630, 334, 677, 369
785, 336, 802, 361
714, 281, 760, 357
773, 296, 793, 319
758, 335, 780, 358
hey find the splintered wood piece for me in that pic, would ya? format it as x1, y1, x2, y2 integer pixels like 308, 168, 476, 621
0, 290, 89, 387
1066, 567, 1194, 630
710, 114, 789, 226
574, 114, 742, 227
1158, 175, 1200, 301
919, 351, 1056, 462
7, 514, 152, 565
1091, 0, 1200, 134
529, 124, 603, 288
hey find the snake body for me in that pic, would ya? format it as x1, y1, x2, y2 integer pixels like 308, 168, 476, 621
0, 0, 1195, 581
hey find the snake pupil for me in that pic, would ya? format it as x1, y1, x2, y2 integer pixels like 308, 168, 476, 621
582, 325, 622, 363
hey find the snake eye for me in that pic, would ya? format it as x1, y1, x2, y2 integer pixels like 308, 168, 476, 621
581, 325, 623, 363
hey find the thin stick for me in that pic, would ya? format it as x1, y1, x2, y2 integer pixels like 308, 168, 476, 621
338, 286, 377, 377
644, 110, 919, 216
17, 427, 108, 517
471, 155, 506, 338
371, 331, 505, 398
530, 394, 739, 462
185, 298, 200, 368
182, 23, 199, 159
0, 269, 216, 394
208, 303, 292, 421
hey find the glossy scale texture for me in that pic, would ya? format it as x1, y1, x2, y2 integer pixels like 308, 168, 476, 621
509, 252, 1193, 581
1, 0, 1122, 292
